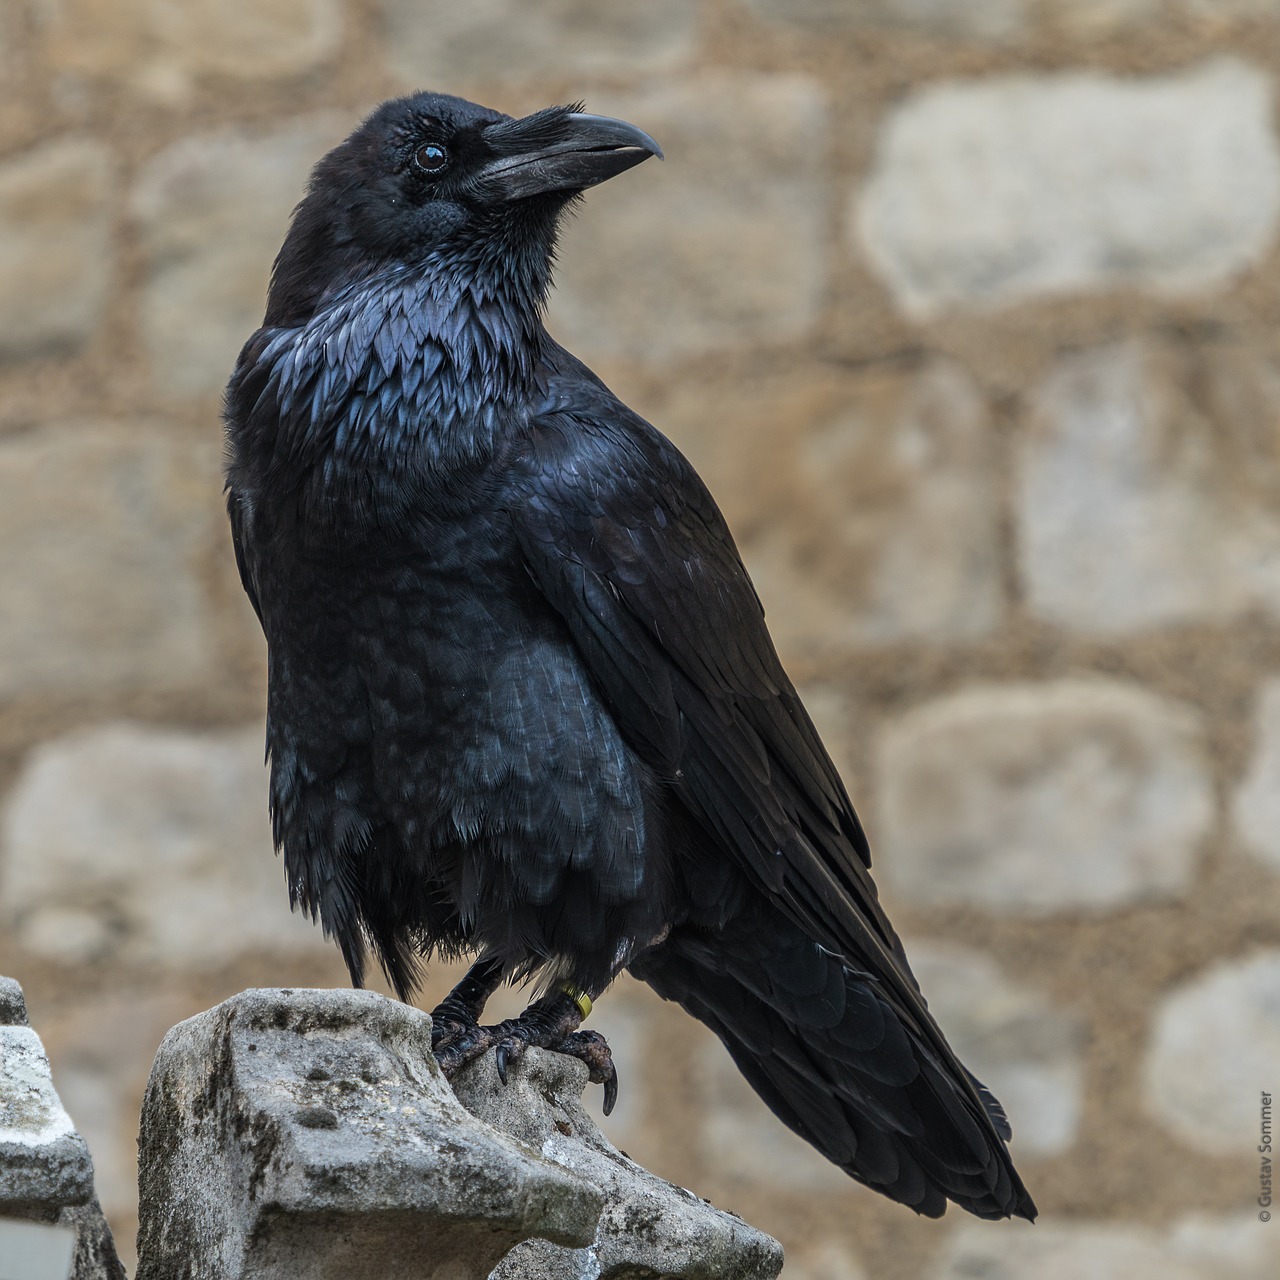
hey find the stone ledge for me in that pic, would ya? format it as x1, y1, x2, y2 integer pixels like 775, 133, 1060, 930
135, 986, 783, 1279
136, 987, 600, 1280
0, 975, 125, 1280
455, 1046, 784, 1280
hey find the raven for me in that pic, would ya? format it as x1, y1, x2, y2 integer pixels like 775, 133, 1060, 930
225, 91, 1036, 1222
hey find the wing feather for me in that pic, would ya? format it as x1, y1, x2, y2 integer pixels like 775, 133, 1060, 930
508, 382, 904, 968
506, 377, 1028, 1127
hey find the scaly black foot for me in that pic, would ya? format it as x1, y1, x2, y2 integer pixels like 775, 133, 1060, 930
430, 1007, 478, 1054
435, 989, 619, 1116
429, 954, 504, 1053
540, 1028, 618, 1117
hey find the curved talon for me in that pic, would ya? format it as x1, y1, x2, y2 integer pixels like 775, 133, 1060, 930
602, 1060, 619, 1116
553, 1029, 618, 1114
495, 1034, 529, 1085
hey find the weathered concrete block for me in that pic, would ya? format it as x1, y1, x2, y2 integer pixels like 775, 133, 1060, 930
34, 0, 343, 87
2, 722, 329, 967
1017, 339, 1280, 635
744, 0, 1031, 42
1143, 951, 1280, 1156
1, 1022, 93, 1213
855, 59, 1280, 316
136, 988, 602, 1280
781, 1241, 869, 1280
930, 1215, 1272, 1280
1233, 679, 1280, 874
0, 139, 115, 359
453, 1048, 783, 1280
876, 680, 1212, 914
1182, 0, 1280, 22
0, 976, 125, 1280
0, 421, 222, 702
381, 0, 701, 84
0, 976, 27, 1026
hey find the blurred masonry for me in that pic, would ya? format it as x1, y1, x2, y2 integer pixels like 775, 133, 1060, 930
2, 2, 1280, 1278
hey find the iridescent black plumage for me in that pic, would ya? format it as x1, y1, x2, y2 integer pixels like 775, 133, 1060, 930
224, 91, 1036, 1221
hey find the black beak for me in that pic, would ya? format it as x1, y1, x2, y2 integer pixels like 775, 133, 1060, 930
479, 111, 663, 202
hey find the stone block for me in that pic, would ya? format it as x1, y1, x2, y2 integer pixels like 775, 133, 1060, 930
1144, 951, 1280, 1156
0, 977, 27, 1026
133, 115, 349, 397
1052, 0, 1161, 33
1017, 339, 1280, 634
1182, 0, 1280, 22
876, 680, 1212, 913
781, 1242, 868, 1280
0, 140, 114, 359
1233, 679, 1280, 874
0, 1024, 93, 1210
34, 0, 342, 87
0, 421, 221, 702
654, 359, 1002, 654
908, 942, 1085, 1156
744, 0, 1030, 41
854, 59, 1280, 316
931, 1215, 1272, 1280
453, 1048, 783, 1280
0, 976, 125, 1280
381, 0, 701, 84
868, 0, 1165, 37
135, 988, 602, 1280
1, 722, 330, 968
546, 73, 827, 363
0, 5, 12, 93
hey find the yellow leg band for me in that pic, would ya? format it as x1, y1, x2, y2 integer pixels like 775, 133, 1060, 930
564, 986, 593, 1021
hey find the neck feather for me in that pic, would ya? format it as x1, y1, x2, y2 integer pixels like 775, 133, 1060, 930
259, 252, 552, 474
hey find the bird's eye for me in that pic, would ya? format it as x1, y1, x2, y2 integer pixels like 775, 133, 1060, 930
414, 142, 449, 174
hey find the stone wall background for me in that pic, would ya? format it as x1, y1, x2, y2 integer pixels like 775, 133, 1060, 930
1, 2, 1279, 1276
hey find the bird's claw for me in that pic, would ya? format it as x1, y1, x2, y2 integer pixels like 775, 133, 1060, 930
434, 992, 619, 1115
602, 1059, 619, 1116
486, 1028, 618, 1115
494, 1036, 528, 1085
546, 1029, 618, 1115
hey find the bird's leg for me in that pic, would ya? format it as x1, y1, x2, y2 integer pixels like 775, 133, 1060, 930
429, 953, 505, 1053
435, 985, 619, 1116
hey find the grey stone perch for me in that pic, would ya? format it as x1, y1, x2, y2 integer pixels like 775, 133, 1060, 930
0, 976, 125, 1280
136, 988, 603, 1280
135, 987, 783, 1280
454, 1048, 784, 1280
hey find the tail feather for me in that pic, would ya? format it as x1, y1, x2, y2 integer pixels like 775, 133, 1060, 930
631, 905, 1037, 1222
966, 1068, 1013, 1141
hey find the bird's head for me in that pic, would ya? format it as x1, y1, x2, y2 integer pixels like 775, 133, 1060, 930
265, 92, 662, 328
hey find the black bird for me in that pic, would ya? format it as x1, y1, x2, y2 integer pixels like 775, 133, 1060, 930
225, 91, 1036, 1222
